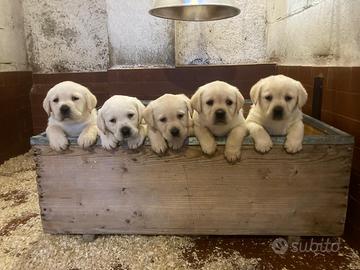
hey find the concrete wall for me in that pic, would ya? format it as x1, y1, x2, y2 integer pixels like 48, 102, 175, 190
106, 0, 174, 68
20, 0, 267, 72
0, 0, 28, 71
22, 0, 109, 73
267, 0, 360, 66
175, 0, 268, 65
9, 0, 360, 72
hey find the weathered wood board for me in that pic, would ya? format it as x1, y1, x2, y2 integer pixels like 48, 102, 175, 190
32, 115, 354, 236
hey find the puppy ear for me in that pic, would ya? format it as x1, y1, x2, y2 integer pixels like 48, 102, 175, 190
42, 93, 51, 116
178, 94, 193, 116
143, 103, 155, 128
191, 87, 203, 113
250, 79, 263, 105
296, 81, 308, 108
97, 108, 107, 134
85, 89, 97, 112
133, 98, 145, 125
234, 87, 245, 113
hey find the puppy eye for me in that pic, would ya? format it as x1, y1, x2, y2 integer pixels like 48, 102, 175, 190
265, 95, 273, 101
53, 98, 59, 103
206, 99, 214, 106
177, 114, 184, 119
127, 113, 134, 119
109, 118, 116, 123
285, 95, 293, 102
226, 99, 233, 106
159, 117, 167, 123
72, 96, 79, 101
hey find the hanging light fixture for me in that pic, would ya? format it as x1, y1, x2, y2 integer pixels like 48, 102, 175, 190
149, 0, 240, 21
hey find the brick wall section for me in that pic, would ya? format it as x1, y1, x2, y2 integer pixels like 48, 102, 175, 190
277, 65, 360, 250
0, 72, 33, 164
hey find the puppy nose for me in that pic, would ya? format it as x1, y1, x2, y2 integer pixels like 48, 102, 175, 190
121, 126, 131, 138
215, 109, 226, 119
273, 106, 284, 120
170, 127, 180, 137
60, 105, 70, 116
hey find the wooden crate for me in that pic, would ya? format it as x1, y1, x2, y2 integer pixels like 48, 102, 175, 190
31, 115, 354, 236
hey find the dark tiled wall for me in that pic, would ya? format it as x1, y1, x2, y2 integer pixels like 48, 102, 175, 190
30, 64, 276, 134
1, 65, 276, 162
278, 65, 360, 250
0, 71, 33, 164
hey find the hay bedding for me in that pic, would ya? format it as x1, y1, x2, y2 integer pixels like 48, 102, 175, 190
0, 153, 359, 270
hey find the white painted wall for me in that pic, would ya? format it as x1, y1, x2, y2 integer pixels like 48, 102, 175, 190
267, 0, 360, 66
176, 0, 268, 65
106, 0, 174, 68
22, 0, 109, 73
0, 0, 28, 71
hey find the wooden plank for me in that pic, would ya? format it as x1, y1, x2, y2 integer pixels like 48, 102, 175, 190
30, 113, 355, 146
34, 144, 352, 236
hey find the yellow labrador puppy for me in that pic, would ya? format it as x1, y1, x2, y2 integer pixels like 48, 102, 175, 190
191, 81, 247, 162
246, 75, 308, 153
143, 94, 193, 154
43, 81, 98, 151
97, 95, 146, 150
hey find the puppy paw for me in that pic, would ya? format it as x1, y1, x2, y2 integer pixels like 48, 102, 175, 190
78, 132, 97, 149
49, 135, 69, 152
284, 140, 302, 153
101, 136, 118, 150
225, 148, 241, 163
200, 140, 217, 156
151, 139, 168, 155
127, 135, 145, 149
255, 137, 273, 153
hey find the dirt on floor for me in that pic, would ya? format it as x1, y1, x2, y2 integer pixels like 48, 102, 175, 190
0, 152, 360, 270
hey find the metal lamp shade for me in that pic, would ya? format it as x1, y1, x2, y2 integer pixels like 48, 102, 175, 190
149, 0, 240, 21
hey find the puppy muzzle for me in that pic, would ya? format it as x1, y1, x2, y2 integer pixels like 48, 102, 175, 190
214, 109, 227, 124
60, 105, 71, 119
170, 127, 180, 137
121, 126, 132, 138
272, 106, 284, 120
